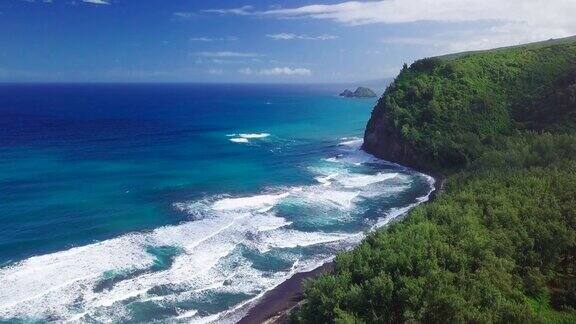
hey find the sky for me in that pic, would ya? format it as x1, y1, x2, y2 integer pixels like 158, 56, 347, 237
1, 0, 576, 83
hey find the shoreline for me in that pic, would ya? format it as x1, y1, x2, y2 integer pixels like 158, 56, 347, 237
237, 262, 334, 324
238, 172, 444, 324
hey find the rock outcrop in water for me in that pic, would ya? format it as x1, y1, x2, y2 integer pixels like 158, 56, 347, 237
339, 89, 354, 97
339, 87, 377, 98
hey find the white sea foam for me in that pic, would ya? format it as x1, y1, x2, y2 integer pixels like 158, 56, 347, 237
337, 172, 398, 188
174, 309, 198, 320
0, 213, 249, 321
250, 214, 292, 232
372, 174, 436, 229
228, 133, 270, 144
238, 133, 270, 139
229, 138, 249, 143
323, 157, 339, 163
212, 192, 289, 211
310, 164, 401, 190
213, 255, 336, 323
255, 230, 354, 253
314, 172, 339, 186
0, 138, 435, 323
338, 138, 363, 147
305, 189, 360, 209
332, 138, 417, 171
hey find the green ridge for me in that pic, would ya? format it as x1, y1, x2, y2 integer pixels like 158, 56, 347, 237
292, 37, 576, 323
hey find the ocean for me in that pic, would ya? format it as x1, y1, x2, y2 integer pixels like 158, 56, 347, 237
0, 83, 433, 322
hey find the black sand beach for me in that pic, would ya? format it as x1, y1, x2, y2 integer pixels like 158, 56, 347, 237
238, 175, 444, 323
238, 262, 334, 324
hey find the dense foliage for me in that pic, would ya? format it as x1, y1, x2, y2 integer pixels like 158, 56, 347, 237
372, 40, 576, 169
292, 39, 576, 323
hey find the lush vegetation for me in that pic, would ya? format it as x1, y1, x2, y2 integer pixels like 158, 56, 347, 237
292, 39, 576, 323
369, 39, 576, 170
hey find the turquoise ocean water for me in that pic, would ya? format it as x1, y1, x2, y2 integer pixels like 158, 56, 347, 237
0, 84, 433, 322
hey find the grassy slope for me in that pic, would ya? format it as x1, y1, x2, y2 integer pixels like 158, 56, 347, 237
292, 39, 576, 323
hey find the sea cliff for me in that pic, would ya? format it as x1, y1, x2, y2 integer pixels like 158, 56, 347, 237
363, 37, 576, 172
292, 36, 576, 323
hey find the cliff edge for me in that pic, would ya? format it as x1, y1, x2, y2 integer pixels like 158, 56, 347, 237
363, 37, 576, 173
293, 36, 576, 324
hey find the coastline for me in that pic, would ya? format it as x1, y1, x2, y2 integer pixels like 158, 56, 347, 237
238, 172, 444, 324
237, 262, 334, 324
236, 38, 571, 323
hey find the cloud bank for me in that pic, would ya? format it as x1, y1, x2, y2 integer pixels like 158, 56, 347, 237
190, 36, 238, 42
266, 33, 338, 40
239, 67, 312, 76
261, 0, 574, 28
195, 51, 262, 58
82, 0, 109, 4
205, 1, 576, 51
202, 5, 254, 16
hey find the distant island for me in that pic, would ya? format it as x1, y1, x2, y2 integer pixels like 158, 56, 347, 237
339, 86, 377, 98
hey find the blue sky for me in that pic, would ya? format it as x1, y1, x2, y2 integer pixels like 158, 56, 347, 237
1, 0, 575, 82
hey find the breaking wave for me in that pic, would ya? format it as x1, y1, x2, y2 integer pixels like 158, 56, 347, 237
228, 133, 271, 144
0, 138, 434, 323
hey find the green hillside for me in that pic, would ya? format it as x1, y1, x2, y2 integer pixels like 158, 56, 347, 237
363, 37, 576, 171
292, 38, 576, 323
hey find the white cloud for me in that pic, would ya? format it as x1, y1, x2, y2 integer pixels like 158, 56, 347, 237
261, 1, 575, 27
30, 0, 107, 4
207, 69, 224, 75
82, 0, 109, 4
195, 57, 252, 65
238, 68, 254, 75
189, 36, 238, 42
195, 51, 262, 58
260, 67, 311, 76
381, 21, 572, 53
202, 5, 254, 16
211, 59, 244, 64
205, 1, 576, 50
173, 12, 194, 19
189, 37, 213, 42
239, 67, 311, 76
266, 33, 338, 40
380, 37, 438, 46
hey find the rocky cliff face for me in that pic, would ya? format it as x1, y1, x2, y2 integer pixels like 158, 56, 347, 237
363, 39, 576, 175
362, 95, 433, 173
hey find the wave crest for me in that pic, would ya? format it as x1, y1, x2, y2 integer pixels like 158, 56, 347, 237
0, 139, 434, 323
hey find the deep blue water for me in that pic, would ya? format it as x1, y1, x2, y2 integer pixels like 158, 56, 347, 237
0, 84, 433, 322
